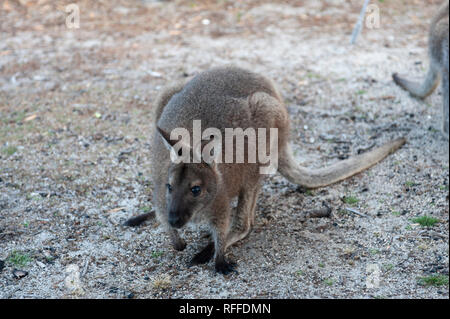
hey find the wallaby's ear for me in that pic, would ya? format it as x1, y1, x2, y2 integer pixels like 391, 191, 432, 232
157, 126, 193, 163
201, 134, 222, 168
157, 126, 176, 150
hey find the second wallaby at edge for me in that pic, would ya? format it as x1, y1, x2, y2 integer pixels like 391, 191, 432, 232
151, 66, 405, 274
393, 1, 449, 139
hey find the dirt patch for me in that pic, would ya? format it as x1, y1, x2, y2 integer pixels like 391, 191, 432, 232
0, 0, 448, 298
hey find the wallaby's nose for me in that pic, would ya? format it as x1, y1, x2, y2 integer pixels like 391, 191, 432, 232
168, 213, 182, 228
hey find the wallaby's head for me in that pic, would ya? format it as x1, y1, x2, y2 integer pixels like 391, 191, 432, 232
157, 127, 221, 228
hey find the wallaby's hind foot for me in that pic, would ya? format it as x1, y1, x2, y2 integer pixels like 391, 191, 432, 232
190, 242, 215, 265
215, 257, 237, 275
226, 185, 261, 250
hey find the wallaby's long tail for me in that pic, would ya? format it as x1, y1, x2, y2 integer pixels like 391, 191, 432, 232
392, 67, 440, 99
278, 138, 406, 189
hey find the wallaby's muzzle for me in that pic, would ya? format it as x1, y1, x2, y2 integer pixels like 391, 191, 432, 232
168, 209, 189, 229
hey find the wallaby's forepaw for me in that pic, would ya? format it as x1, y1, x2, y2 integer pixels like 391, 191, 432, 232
215, 259, 237, 275
173, 238, 187, 251
190, 242, 215, 265
392, 73, 400, 83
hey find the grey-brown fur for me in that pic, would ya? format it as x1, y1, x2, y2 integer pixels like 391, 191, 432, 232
151, 66, 405, 274
393, 1, 449, 139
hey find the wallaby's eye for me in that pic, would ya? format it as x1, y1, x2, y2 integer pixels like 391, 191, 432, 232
166, 184, 173, 192
191, 186, 201, 197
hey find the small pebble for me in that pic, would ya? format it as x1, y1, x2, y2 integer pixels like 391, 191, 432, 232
13, 269, 28, 279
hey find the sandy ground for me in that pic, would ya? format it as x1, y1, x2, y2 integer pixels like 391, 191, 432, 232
0, 0, 449, 299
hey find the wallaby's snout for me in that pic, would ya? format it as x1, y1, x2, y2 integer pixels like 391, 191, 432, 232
166, 184, 193, 229
168, 210, 185, 228
168, 203, 190, 228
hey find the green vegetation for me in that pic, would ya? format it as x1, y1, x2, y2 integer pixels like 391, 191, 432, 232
151, 251, 164, 259
411, 216, 439, 227
323, 278, 334, 286
305, 189, 314, 196
2, 145, 17, 156
7, 250, 32, 267
139, 206, 152, 213
418, 275, 449, 287
383, 264, 394, 272
343, 196, 359, 205
405, 181, 417, 188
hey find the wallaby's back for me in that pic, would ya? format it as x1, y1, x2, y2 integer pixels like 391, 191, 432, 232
153, 66, 405, 190
157, 67, 281, 135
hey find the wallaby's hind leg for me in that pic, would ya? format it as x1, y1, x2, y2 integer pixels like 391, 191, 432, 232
190, 184, 262, 266
190, 242, 215, 265
226, 184, 261, 250
210, 204, 236, 274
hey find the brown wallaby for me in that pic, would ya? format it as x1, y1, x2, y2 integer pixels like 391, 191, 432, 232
150, 66, 405, 274
393, 1, 449, 139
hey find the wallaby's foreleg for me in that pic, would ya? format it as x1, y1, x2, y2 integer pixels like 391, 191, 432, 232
226, 185, 261, 250
155, 199, 186, 251
168, 228, 186, 251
